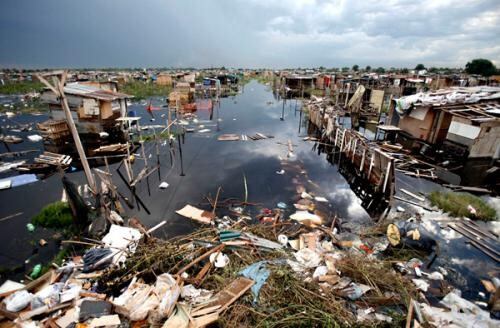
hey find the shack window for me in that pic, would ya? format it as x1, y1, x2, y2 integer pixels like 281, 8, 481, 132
111, 100, 121, 112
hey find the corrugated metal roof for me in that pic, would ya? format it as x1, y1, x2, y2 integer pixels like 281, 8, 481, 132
62, 83, 131, 100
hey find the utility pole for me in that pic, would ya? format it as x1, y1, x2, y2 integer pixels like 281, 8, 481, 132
37, 71, 96, 192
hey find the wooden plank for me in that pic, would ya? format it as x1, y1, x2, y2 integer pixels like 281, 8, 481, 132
202, 277, 254, 312
400, 188, 425, 202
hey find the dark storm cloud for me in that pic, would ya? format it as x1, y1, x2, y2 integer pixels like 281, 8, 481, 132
0, 0, 499, 68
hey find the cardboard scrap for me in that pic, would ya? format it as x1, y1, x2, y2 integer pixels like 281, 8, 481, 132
176, 205, 214, 224
55, 308, 77, 328
89, 314, 121, 328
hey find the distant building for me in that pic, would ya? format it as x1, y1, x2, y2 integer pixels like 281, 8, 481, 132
156, 73, 173, 86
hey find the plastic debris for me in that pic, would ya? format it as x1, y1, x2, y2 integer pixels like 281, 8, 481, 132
301, 191, 313, 199
427, 271, 444, 280
83, 248, 113, 272
421, 291, 498, 328
150, 273, 181, 321
101, 224, 142, 265
341, 283, 371, 300
3, 290, 32, 312
412, 279, 430, 292
290, 211, 322, 226
276, 169, 285, 175
467, 204, 477, 215
293, 248, 321, 268
29, 264, 42, 279
312, 265, 328, 279
26, 223, 35, 232
314, 196, 328, 202
277, 202, 287, 209
278, 234, 288, 246
210, 252, 230, 268
239, 261, 271, 304
31, 283, 64, 310
27, 135, 43, 142
181, 285, 213, 305
159, 181, 170, 189
387, 221, 436, 252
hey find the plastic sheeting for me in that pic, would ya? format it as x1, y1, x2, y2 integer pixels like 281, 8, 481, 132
394, 86, 500, 116
239, 261, 270, 304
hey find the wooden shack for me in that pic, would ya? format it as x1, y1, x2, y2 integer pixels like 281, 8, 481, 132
390, 87, 500, 159
39, 82, 133, 152
156, 73, 173, 86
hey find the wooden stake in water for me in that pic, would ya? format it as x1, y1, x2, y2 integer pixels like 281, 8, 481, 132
37, 71, 96, 192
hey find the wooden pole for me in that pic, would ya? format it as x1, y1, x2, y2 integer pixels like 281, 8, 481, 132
37, 72, 96, 191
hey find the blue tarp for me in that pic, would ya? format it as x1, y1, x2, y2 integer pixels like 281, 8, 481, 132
239, 261, 271, 304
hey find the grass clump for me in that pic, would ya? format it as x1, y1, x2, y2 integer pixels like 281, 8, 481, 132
429, 191, 497, 221
32, 201, 74, 229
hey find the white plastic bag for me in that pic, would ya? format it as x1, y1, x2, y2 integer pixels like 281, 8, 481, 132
4, 290, 32, 312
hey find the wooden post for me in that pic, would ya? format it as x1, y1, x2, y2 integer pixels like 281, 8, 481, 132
344, 83, 351, 107
360, 148, 366, 171
37, 71, 96, 191
367, 153, 374, 179
382, 160, 392, 193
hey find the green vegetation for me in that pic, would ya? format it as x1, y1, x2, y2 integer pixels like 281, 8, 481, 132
352, 64, 359, 72
139, 131, 178, 142
119, 81, 172, 100
305, 88, 325, 97
0, 80, 44, 95
414, 64, 426, 70
429, 191, 497, 221
465, 58, 498, 77
32, 201, 74, 229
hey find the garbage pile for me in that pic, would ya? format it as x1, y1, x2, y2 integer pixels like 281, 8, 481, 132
1, 195, 499, 327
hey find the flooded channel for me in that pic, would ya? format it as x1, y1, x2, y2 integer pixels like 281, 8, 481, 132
0, 80, 497, 304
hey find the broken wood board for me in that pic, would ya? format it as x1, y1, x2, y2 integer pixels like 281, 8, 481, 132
197, 277, 254, 313
55, 308, 77, 328
176, 205, 215, 224
399, 188, 425, 202
217, 134, 240, 141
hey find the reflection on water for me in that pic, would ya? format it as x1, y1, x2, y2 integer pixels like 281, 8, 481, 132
0, 81, 497, 304
0, 80, 375, 275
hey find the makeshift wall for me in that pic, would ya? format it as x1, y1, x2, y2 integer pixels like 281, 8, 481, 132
156, 74, 173, 86
369, 90, 384, 112
397, 107, 436, 142
469, 121, 500, 158
100, 101, 114, 120
446, 117, 479, 147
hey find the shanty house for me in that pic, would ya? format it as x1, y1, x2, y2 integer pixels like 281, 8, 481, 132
40, 82, 132, 149
156, 73, 173, 86
390, 87, 500, 159
283, 75, 314, 90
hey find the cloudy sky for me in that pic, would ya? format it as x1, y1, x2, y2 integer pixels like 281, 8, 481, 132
1, 0, 499, 68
